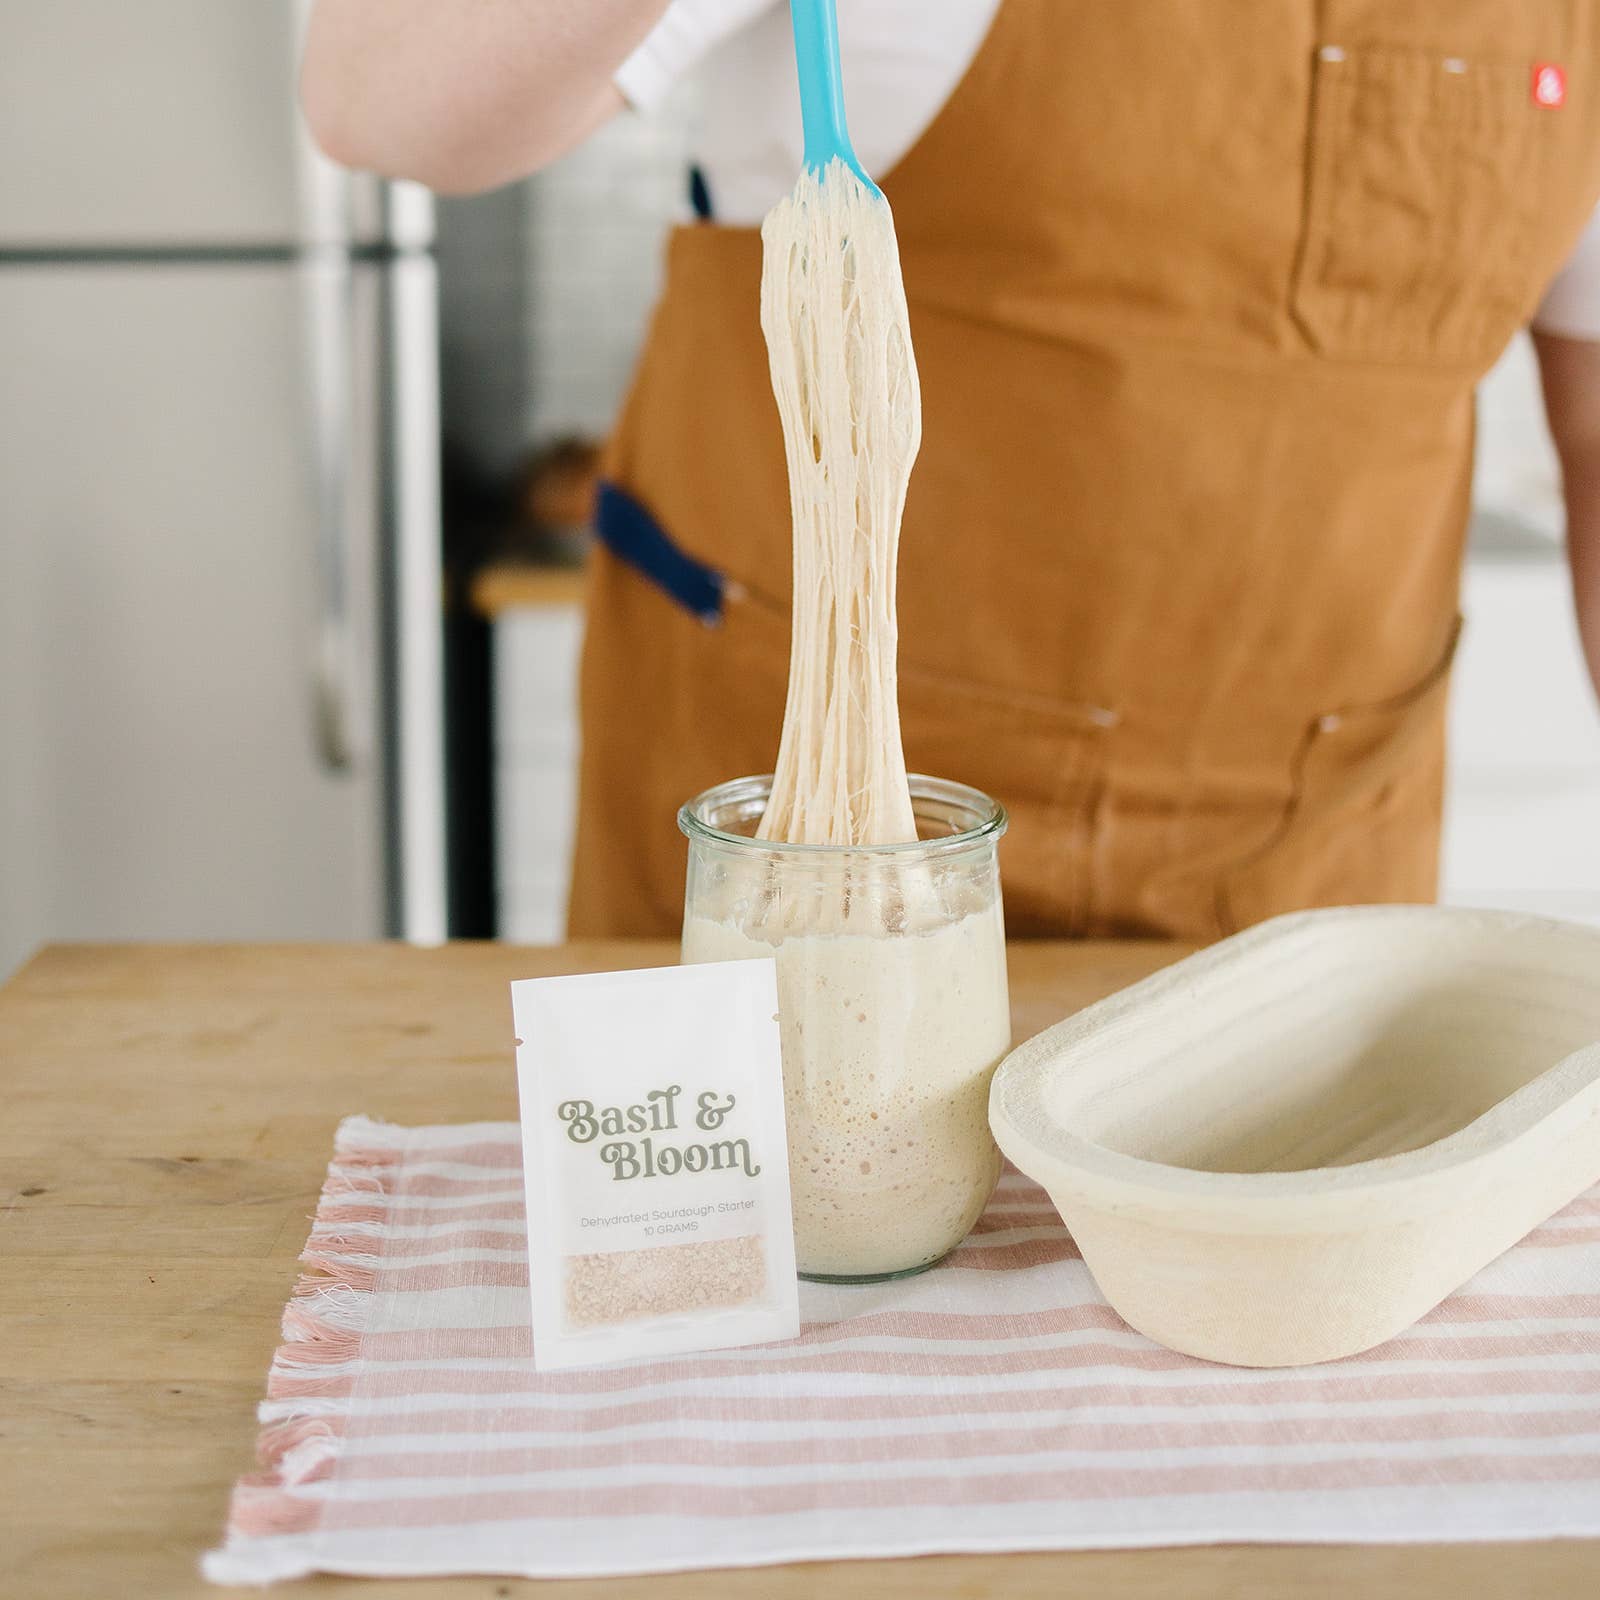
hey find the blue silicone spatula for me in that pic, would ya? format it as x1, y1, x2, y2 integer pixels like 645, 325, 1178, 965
790, 0, 878, 192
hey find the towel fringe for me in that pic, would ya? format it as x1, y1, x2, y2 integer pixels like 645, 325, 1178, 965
225, 1482, 323, 1537
258, 1395, 346, 1422
275, 1432, 343, 1486
208, 1115, 403, 1574
309, 1219, 387, 1246
313, 1201, 388, 1224
333, 1112, 413, 1150
334, 1145, 400, 1170
297, 1252, 379, 1292
286, 1282, 368, 1329
256, 1413, 347, 1472
322, 1169, 387, 1198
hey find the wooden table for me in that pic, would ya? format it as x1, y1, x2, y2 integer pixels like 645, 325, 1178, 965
470, 562, 588, 620
3, 940, 1596, 1598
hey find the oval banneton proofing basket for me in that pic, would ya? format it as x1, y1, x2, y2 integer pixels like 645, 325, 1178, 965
988, 906, 1600, 1367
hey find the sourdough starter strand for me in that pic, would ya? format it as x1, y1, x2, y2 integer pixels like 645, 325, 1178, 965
692, 158, 1009, 1280
757, 161, 921, 848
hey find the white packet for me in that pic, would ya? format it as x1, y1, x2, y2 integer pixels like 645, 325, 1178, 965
512, 960, 800, 1371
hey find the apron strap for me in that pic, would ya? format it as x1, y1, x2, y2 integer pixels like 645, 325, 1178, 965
688, 163, 715, 221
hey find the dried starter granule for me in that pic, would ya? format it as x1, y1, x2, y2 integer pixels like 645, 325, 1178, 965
564, 1233, 767, 1328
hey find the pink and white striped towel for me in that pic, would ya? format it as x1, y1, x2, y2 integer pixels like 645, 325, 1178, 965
204, 1115, 1600, 1584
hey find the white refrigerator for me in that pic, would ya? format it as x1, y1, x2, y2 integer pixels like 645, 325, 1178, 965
0, 1, 447, 977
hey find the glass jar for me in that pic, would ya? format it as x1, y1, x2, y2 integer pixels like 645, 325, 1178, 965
679, 774, 1010, 1282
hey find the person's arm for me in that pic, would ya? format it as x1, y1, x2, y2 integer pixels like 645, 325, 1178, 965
1532, 205, 1600, 708
1536, 329, 1600, 705
299, 1, 671, 193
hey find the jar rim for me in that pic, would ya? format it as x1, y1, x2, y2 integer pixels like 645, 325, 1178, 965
677, 773, 1008, 858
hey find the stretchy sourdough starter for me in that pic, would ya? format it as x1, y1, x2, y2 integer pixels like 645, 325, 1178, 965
756, 161, 921, 848
683, 161, 1008, 1277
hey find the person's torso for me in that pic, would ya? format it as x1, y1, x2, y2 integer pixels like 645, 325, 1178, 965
685, 0, 1000, 223
625, 0, 1599, 703
595, 0, 1600, 932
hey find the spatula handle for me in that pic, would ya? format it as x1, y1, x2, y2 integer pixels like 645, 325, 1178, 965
790, 0, 876, 188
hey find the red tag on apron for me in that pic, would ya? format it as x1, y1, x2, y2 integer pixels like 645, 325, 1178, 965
1532, 63, 1567, 108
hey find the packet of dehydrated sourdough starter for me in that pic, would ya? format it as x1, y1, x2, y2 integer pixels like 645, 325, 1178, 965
512, 960, 799, 1370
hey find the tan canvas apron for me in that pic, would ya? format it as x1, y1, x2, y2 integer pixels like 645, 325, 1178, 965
569, 0, 1600, 940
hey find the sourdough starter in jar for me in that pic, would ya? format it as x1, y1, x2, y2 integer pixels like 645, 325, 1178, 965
683, 898, 1010, 1279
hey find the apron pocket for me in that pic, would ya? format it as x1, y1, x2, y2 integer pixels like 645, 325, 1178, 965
897, 663, 1118, 937
1217, 620, 1462, 934
697, 579, 1120, 937
572, 547, 785, 937
1292, 42, 1555, 366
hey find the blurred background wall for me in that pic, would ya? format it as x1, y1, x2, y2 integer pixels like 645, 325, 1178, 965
1, 3, 1596, 980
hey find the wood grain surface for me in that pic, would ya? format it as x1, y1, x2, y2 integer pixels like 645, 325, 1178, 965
470, 563, 587, 618
2, 939, 1596, 1598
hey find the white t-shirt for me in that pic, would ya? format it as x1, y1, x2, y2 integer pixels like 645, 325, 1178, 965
615, 0, 1600, 339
